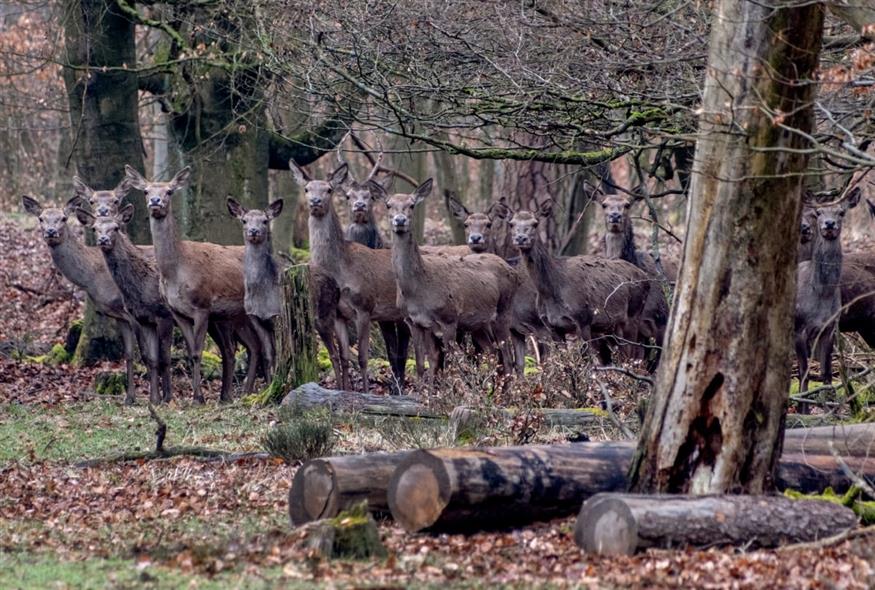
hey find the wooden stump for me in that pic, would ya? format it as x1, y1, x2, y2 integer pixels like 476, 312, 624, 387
289, 451, 410, 525
255, 266, 319, 404
305, 503, 387, 560
574, 493, 857, 555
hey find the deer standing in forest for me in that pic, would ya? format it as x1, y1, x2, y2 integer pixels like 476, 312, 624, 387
21, 194, 138, 403
341, 151, 386, 250
510, 200, 650, 364
226, 198, 284, 376
448, 193, 553, 374
794, 189, 860, 397
600, 193, 672, 368
125, 165, 265, 403
77, 204, 174, 404
292, 160, 412, 393
377, 178, 520, 379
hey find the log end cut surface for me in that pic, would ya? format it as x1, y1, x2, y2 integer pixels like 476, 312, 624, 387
575, 496, 638, 556
389, 452, 450, 532
289, 460, 336, 525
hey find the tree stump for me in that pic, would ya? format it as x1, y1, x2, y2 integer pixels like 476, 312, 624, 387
574, 493, 857, 555
305, 503, 387, 560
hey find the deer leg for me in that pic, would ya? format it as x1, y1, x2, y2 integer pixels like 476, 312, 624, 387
143, 324, 162, 405
394, 321, 411, 393
511, 331, 527, 376
795, 335, 812, 414
333, 319, 353, 390
817, 329, 835, 388
119, 321, 137, 406
355, 313, 372, 393
208, 321, 237, 403
188, 312, 210, 404
378, 320, 401, 393
250, 315, 276, 379
408, 322, 428, 379
157, 317, 174, 403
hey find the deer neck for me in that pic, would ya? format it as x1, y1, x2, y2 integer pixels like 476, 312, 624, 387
521, 238, 561, 301
149, 210, 183, 279
50, 235, 101, 290
391, 230, 426, 295
244, 234, 277, 286
605, 223, 639, 266
103, 232, 155, 294
812, 235, 842, 295
309, 204, 347, 276
346, 214, 383, 249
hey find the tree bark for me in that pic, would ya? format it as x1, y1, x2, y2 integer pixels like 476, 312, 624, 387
281, 382, 441, 418
62, 0, 148, 363
782, 422, 875, 457
629, 1, 826, 494
387, 441, 875, 533
289, 452, 410, 525
574, 493, 857, 556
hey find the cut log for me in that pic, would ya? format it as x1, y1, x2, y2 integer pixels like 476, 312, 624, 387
783, 422, 875, 457
574, 493, 857, 555
289, 451, 410, 525
387, 442, 875, 533
282, 382, 440, 418
450, 405, 600, 432
387, 443, 631, 532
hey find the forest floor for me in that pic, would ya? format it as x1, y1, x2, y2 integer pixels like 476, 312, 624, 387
2, 213, 875, 589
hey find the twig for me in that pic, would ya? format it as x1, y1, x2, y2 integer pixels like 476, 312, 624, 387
594, 365, 654, 385
75, 449, 271, 468
777, 524, 875, 552
831, 441, 875, 498
593, 376, 635, 440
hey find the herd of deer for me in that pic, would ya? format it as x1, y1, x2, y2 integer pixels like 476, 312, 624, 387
17, 150, 875, 407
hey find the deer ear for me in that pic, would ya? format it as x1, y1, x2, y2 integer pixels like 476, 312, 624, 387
75, 206, 95, 227
446, 192, 469, 221
124, 165, 147, 190
266, 199, 284, 220
21, 195, 42, 216
488, 200, 510, 221
226, 197, 246, 220
72, 176, 93, 200
413, 178, 433, 205
867, 198, 875, 220
170, 166, 191, 190
367, 179, 388, 202
537, 198, 554, 219
114, 176, 134, 198
329, 163, 349, 189
118, 203, 135, 225
64, 196, 82, 216
846, 187, 862, 210
288, 160, 309, 187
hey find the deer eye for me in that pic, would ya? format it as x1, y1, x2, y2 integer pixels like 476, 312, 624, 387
624, 203, 631, 209
61, 217, 67, 223
486, 222, 492, 229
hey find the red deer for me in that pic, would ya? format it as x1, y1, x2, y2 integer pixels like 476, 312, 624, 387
448, 193, 554, 374
124, 165, 264, 403
291, 160, 410, 393
77, 205, 174, 404
226, 198, 284, 376
794, 189, 860, 396
21, 195, 137, 403
377, 179, 520, 378
600, 193, 672, 368
340, 151, 386, 250
798, 205, 815, 263
510, 200, 650, 364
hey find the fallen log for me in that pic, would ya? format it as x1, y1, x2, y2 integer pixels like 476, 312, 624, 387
282, 382, 440, 418
289, 451, 409, 525
574, 493, 857, 555
387, 442, 875, 533
783, 422, 875, 457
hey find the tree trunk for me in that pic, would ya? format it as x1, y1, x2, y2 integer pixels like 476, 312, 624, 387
289, 452, 410, 525
629, 2, 826, 494
281, 382, 441, 418
387, 441, 875, 533
62, 0, 148, 364
574, 493, 857, 556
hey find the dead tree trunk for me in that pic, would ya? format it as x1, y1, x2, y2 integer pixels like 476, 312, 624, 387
629, 1, 826, 494
574, 493, 857, 556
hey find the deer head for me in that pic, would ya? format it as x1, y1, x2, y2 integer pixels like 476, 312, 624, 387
809, 187, 861, 242
509, 200, 554, 251
342, 151, 384, 225
71, 176, 134, 218
125, 165, 191, 219
373, 178, 433, 235
77, 204, 135, 251
600, 193, 634, 234
21, 195, 80, 247
448, 193, 510, 253
289, 160, 348, 218
799, 206, 815, 247
226, 198, 284, 245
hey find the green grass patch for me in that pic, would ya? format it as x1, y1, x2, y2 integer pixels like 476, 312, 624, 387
0, 399, 272, 464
